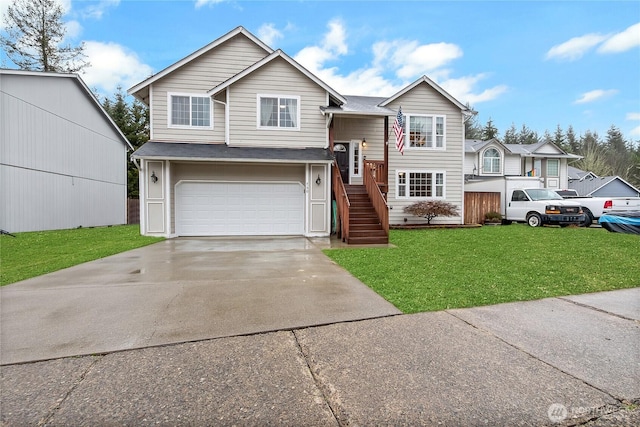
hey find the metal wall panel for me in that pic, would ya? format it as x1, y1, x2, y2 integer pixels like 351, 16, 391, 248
0, 73, 128, 232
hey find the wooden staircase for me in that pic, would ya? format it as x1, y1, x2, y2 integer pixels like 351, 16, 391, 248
344, 185, 388, 245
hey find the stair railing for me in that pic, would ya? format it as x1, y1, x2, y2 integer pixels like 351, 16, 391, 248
363, 160, 389, 236
333, 160, 350, 241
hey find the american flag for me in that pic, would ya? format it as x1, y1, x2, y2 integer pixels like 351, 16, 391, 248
393, 107, 404, 155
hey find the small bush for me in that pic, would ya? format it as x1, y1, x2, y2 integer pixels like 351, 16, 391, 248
484, 211, 502, 223
403, 200, 459, 225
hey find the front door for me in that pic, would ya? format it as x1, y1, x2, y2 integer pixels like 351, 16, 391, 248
334, 143, 349, 183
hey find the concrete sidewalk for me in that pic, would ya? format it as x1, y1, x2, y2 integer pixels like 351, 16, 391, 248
2, 288, 638, 426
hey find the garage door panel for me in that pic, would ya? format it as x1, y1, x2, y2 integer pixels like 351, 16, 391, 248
176, 182, 304, 236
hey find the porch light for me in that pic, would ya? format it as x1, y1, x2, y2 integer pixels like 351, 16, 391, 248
151, 171, 158, 183
316, 174, 322, 186
362, 137, 367, 148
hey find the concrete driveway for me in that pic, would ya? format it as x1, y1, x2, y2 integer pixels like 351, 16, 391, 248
0, 237, 400, 365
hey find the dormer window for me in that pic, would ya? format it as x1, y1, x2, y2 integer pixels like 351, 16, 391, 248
257, 95, 300, 130
168, 93, 212, 129
482, 148, 501, 174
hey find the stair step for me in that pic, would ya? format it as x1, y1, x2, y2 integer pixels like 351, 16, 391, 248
349, 230, 387, 238
347, 236, 389, 245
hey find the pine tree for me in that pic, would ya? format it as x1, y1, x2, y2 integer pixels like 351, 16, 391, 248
503, 123, 518, 144
1, 0, 88, 72
481, 118, 499, 140
101, 87, 149, 197
552, 125, 566, 151
566, 125, 579, 153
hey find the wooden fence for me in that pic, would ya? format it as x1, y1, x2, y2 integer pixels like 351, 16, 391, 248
464, 192, 501, 224
127, 198, 140, 225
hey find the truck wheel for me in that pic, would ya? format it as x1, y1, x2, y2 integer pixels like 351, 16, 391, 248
526, 213, 542, 227
581, 208, 593, 227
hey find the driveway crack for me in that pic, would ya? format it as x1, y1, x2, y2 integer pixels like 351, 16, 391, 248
37, 355, 103, 426
291, 329, 344, 427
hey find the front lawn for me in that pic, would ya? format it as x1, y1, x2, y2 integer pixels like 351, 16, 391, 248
324, 225, 640, 313
0, 225, 163, 286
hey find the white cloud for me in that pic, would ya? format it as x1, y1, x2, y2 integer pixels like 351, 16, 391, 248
626, 112, 640, 121
373, 40, 463, 79
64, 20, 82, 40
630, 125, 640, 137
440, 74, 508, 105
81, 0, 120, 20
82, 41, 153, 94
293, 19, 505, 104
194, 0, 225, 9
294, 19, 348, 74
574, 89, 618, 104
598, 22, 640, 53
257, 23, 283, 48
545, 33, 608, 61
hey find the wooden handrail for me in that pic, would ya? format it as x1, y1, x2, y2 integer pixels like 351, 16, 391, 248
363, 161, 389, 235
332, 160, 350, 241
365, 160, 387, 186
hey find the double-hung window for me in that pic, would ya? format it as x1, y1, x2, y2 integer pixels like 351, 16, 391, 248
405, 114, 446, 149
396, 171, 445, 198
168, 93, 212, 128
258, 95, 300, 130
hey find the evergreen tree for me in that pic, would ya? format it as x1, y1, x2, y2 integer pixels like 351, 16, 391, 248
552, 125, 567, 151
101, 87, 149, 198
605, 125, 633, 180
566, 125, 579, 153
481, 118, 499, 140
517, 124, 539, 144
1, 0, 88, 72
503, 123, 518, 144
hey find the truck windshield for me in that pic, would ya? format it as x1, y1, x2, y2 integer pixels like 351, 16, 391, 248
526, 189, 564, 201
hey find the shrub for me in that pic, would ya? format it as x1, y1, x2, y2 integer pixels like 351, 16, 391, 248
403, 200, 459, 225
484, 211, 502, 223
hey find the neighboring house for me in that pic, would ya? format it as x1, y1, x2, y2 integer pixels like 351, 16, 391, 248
463, 139, 582, 223
0, 69, 133, 233
129, 26, 471, 243
568, 166, 640, 197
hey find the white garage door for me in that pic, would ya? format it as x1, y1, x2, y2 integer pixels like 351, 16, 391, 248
175, 181, 304, 236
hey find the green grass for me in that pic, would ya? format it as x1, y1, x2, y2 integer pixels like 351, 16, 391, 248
324, 225, 640, 313
0, 225, 163, 286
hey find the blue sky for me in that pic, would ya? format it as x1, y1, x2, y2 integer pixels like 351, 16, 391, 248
2, 0, 639, 141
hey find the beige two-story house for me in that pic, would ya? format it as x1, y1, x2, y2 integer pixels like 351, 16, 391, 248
129, 26, 471, 244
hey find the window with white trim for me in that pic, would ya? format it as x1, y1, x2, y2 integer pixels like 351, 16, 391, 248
482, 148, 501, 174
396, 171, 445, 198
405, 114, 446, 149
547, 159, 560, 177
168, 93, 212, 128
257, 95, 300, 130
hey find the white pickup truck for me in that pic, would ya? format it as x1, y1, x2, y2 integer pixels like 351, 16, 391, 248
555, 189, 640, 227
505, 188, 585, 227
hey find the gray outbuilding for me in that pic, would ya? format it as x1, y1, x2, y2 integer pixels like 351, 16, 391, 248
0, 69, 133, 233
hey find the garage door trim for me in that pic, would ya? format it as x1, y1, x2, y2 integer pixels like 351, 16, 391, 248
175, 180, 306, 237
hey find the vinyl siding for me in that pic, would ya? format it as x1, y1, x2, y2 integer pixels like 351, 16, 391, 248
151, 34, 268, 143
384, 83, 465, 225
0, 73, 128, 232
333, 116, 386, 162
227, 57, 327, 148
